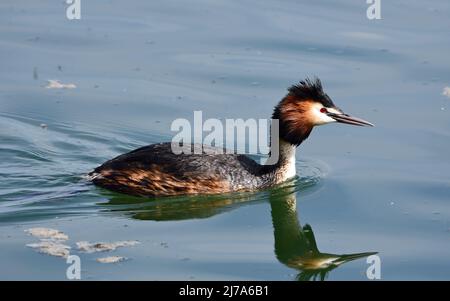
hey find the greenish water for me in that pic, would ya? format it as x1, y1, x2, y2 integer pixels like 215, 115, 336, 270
1, 0, 450, 280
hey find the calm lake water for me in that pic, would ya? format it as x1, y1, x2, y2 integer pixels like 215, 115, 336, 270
0, 0, 449, 280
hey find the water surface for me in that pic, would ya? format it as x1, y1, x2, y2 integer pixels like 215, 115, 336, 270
0, 0, 450, 280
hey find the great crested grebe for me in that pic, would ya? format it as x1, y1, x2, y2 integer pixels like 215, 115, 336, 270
89, 78, 373, 197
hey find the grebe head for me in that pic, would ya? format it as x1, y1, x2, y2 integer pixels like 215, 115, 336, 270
273, 77, 373, 146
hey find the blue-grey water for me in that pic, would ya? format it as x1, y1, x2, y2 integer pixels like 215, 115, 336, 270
1, 0, 449, 280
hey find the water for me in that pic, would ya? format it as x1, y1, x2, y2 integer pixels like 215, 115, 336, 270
0, 0, 449, 280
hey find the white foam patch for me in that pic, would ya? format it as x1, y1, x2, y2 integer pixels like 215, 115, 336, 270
25, 228, 69, 241
96, 256, 127, 263
76, 240, 140, 253
24, 228, 139, 262
45, 79, 76, 89
442, 87, 450, 98
26, 240, 71, 258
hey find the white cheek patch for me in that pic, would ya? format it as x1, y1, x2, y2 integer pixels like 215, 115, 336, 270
310, 103, 338, 125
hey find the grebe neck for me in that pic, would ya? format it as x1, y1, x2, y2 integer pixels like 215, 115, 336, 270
258, 139, 297, 184
275, 139, 297, 181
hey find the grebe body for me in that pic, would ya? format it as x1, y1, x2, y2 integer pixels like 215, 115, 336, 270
89, 78, 373, 197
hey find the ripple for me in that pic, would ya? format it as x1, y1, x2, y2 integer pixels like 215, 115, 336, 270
0, 111, 326, 224
93, 158, 325, 222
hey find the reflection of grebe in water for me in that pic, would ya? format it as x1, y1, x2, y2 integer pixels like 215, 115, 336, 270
89, 78, 373, 197
269, 188, 376, 281
103, 184, 376, 280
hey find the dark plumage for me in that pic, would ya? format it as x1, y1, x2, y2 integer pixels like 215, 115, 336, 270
89, 143, 288, 197
287, 77, 335, 108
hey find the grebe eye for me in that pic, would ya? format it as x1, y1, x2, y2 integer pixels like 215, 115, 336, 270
320, 107, 328, 113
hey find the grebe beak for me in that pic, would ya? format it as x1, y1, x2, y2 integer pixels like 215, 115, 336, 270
327, 112, 374, 127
